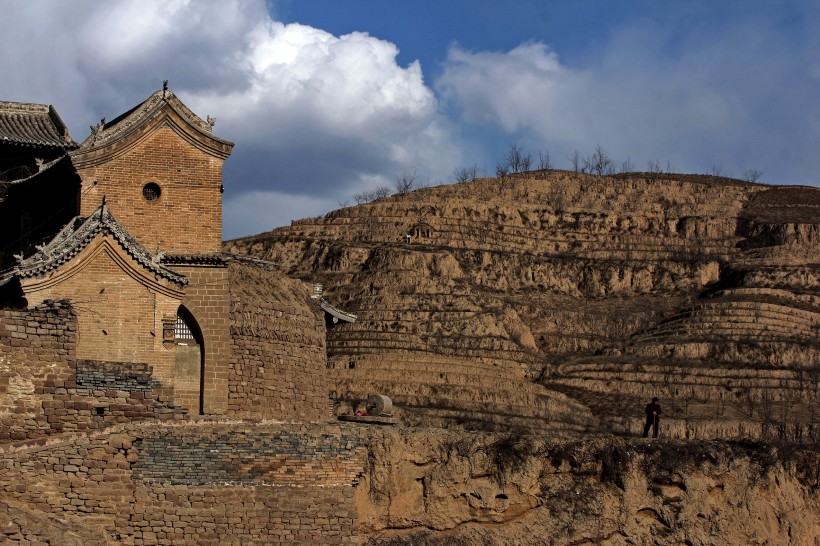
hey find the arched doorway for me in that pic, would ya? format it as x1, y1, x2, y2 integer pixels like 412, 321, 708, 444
174, 306, 205, 414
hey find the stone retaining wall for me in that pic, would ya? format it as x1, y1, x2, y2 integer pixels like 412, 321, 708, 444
0, 422, 366, 544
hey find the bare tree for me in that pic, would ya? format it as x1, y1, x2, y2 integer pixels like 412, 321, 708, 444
395, 170, 416, 195
585, 145, 615, 177
538, 150, 553, 171
710, 163, 724, 177
646, 160, 662, 183
620, 157, 634, 174
742, 169, 763, 183
353, 185, 391, 205
501, 144, 532, 174
495, 163, 510, 179
454, 165, 478, 184
521, 152, 532, 172
568, 150, 583, 174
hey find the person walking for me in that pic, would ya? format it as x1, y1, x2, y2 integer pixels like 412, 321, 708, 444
642, 397, 661, 438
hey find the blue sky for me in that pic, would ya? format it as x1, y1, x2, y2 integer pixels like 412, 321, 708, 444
1, 0, 818, 238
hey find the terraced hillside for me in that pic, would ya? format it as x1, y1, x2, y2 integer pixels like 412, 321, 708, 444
226, 171, 819, 438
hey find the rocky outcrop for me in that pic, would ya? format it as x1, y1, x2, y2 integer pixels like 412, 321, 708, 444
356, 428, 820, 545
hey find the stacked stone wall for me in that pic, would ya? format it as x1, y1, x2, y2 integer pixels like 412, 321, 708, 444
0, 303, 187, 441
228, 262, 328, 421
0, 423, 365, 544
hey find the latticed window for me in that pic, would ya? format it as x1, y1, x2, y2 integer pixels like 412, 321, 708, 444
175, 314, 195, 341
142, 182, 161, 201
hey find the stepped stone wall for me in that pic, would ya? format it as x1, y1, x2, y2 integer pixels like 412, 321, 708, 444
228, 172, 819, 436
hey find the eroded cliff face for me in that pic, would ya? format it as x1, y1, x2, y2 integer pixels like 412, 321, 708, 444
356, 428, 820, 546
226, 172, 820, 437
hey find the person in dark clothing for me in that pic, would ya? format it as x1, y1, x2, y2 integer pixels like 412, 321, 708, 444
642, 397, 661, 438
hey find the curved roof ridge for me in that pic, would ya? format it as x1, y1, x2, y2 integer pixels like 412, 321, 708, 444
76, 88, 233, 151
9, 202, 188, 286
1, 155, 69, 185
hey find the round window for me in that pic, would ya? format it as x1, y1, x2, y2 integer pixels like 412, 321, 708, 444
142, 182, 161, 201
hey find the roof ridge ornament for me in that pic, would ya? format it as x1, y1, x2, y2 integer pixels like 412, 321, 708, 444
163, 80, 169, 99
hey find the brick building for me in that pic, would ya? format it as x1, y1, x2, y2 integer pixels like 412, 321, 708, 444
0, 86, 328, 420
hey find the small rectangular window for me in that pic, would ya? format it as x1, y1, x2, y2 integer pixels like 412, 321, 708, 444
175, 315, 194, 341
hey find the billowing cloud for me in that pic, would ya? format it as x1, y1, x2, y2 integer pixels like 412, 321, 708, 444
184, 18, 460, 198
0, 0, 461, 238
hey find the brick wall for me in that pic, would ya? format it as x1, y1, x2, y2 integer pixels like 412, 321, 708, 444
173, 264, 231, 415
228, 262, 329, 421
0, 423, 365, 544
76, 125, 224, 255
0, 303, 187, 441
75, 360, 162, 391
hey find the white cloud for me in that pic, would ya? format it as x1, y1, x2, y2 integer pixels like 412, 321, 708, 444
436, 18, 820, 184
0, 0, 462, 234
185, 19, 460, 191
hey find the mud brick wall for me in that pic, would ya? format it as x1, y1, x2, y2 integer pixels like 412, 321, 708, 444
0, 303, 187, 441
0, 302, 76, 440
228, 262, 329, 421
0, 423, 366, 545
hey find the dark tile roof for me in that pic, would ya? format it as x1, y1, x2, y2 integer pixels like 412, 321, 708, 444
0, 101, 76, 149
0, 201, 187, 288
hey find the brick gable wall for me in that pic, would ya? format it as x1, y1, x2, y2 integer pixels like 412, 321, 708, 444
76, 125, 223, 255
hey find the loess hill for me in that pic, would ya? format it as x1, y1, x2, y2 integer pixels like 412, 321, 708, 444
226, 170, 820, 439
